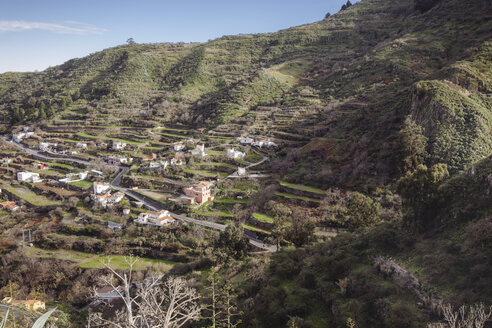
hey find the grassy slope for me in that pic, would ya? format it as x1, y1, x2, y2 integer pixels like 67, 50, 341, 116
239, 157, 492, 328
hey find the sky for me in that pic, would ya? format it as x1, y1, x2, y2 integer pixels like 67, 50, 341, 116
0, 0, 351, 73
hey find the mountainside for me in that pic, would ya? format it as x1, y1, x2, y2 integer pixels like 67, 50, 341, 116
1, 0, 491, 188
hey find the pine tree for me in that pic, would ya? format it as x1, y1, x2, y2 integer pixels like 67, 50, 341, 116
46, 104, 56, 118
38, 106, 46, 120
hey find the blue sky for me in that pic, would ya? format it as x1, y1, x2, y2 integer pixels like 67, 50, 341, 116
0, 0, 351, 73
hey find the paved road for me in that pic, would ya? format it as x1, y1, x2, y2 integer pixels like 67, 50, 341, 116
1, 135, 276, 251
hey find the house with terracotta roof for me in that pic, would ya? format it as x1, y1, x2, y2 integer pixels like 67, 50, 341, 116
182, 181, 214, 204
93, 192, 125, 208
1, 201, 20, 212
173, 142, 186, 151
136, 210, 175, 227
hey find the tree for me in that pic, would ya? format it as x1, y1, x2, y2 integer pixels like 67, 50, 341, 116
325, 12, 331, 18
213, 223, 250, 262
433, 303, 492, 328
397, 116, 428, 174
346, 192, 381, 230
37, 106, 46, 121
46, 104, 55, 118
12, 105, 25, 123
89, 255, 201, 328
283, 211, 315, 247
127, 38, 136, 45
341, 0, 352, 11
202, 270, 222, 328
397, 163, 449, 231
266, 216, 288, 251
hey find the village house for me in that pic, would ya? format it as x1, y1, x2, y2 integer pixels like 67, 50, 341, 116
237, 136, 254, 144
226, 148, 246, 159
1, 158, 12, 165
112, 141, 127, 150
254, 139, 277, 148
17, 171, 42, 183
93, 181, 111, 195
75, 142, 88, 149
94, 286, 125, 303
182, 181, 214, 205
38, 142, 57, 151
12, 129, 35, 143
1, 201, 20, 212
107, 156, 133, 165
173, 142, 186, 151
136, 210, 176, 227
237, 167, 247, 176
2, 298, 45, 311
93, 192, 125, 208
170, 152, 185, 166
60, 171, 89, 183
90, 170, 103, 177
33, 163, 47, 170
149, 160, 168, 169
191, 144, 207, 157
97, 143, 108, 149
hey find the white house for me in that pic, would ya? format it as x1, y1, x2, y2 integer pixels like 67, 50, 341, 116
0, 158, 12, 165
237, 137, 254, 144
39, 142, 57, 151
136, 210, 175, 227
95, 286, 125, 303
93, 192, 124, 208
75, 143, 88, 149
173, 142, 185, 151
254, 139, 278, 148
149, 161, 168, 169
226, 148, 246, 159
17, 172, 42, 183
191, 144, 206, 157
237, 167, 247, 176
13, 131, 34, 143
170, 157, 183, 166
78, 171, 89, 180
93, 182, 111, 195
112, 142, 127, 150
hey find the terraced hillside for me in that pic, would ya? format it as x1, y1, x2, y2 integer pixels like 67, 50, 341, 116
0, 0, 491, 187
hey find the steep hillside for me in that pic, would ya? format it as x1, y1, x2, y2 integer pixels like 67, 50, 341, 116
0, 0, 491, 186
236, 156, 492, 327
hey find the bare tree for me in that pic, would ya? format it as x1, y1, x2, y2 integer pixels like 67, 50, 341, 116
89, 255, 201, 328
429, 303, 492, 328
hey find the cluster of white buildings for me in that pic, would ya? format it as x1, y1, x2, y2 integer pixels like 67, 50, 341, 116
226, 148, 245, 159
12, 127, 34, 143
59, 171, 89, 184
112, 141, 127, 150
17, 172, 42, 183
38, 142, 57, 152
92, 182, 124, 208
236, 136, 277, 148
136, 210, 176, 227
190, 144, 207, 157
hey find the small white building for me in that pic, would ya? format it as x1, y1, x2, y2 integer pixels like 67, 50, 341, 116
93, 182, 111, 195
226, 148, 246, 159
149, 161, 168, 169
13, 131, 34, 143
93, 192, 124, 208
39, 142, 57, 151
136, 210, 175, 227
17, 172, 42, 183
237, 167, 247, 176
75, 143, 88, 149
112, 142, 127, 150
173, 142, 185, 151
254, 139, 277, 148
107, 157, 133, 165
191, 144, 207, 157
237, 137, 254, 144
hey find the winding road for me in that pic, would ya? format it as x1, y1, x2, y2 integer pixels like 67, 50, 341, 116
1, 136, 276, 251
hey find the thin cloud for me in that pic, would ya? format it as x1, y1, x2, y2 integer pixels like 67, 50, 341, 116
0, 20, 107, 35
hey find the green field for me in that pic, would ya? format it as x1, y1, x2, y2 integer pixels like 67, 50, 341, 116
25, 247, 175, 270
0, 183, 62, 206
68, 180, 93, 189
252, 212, 274, 223
279, 181, 325, 195
275, 191, 322, 203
